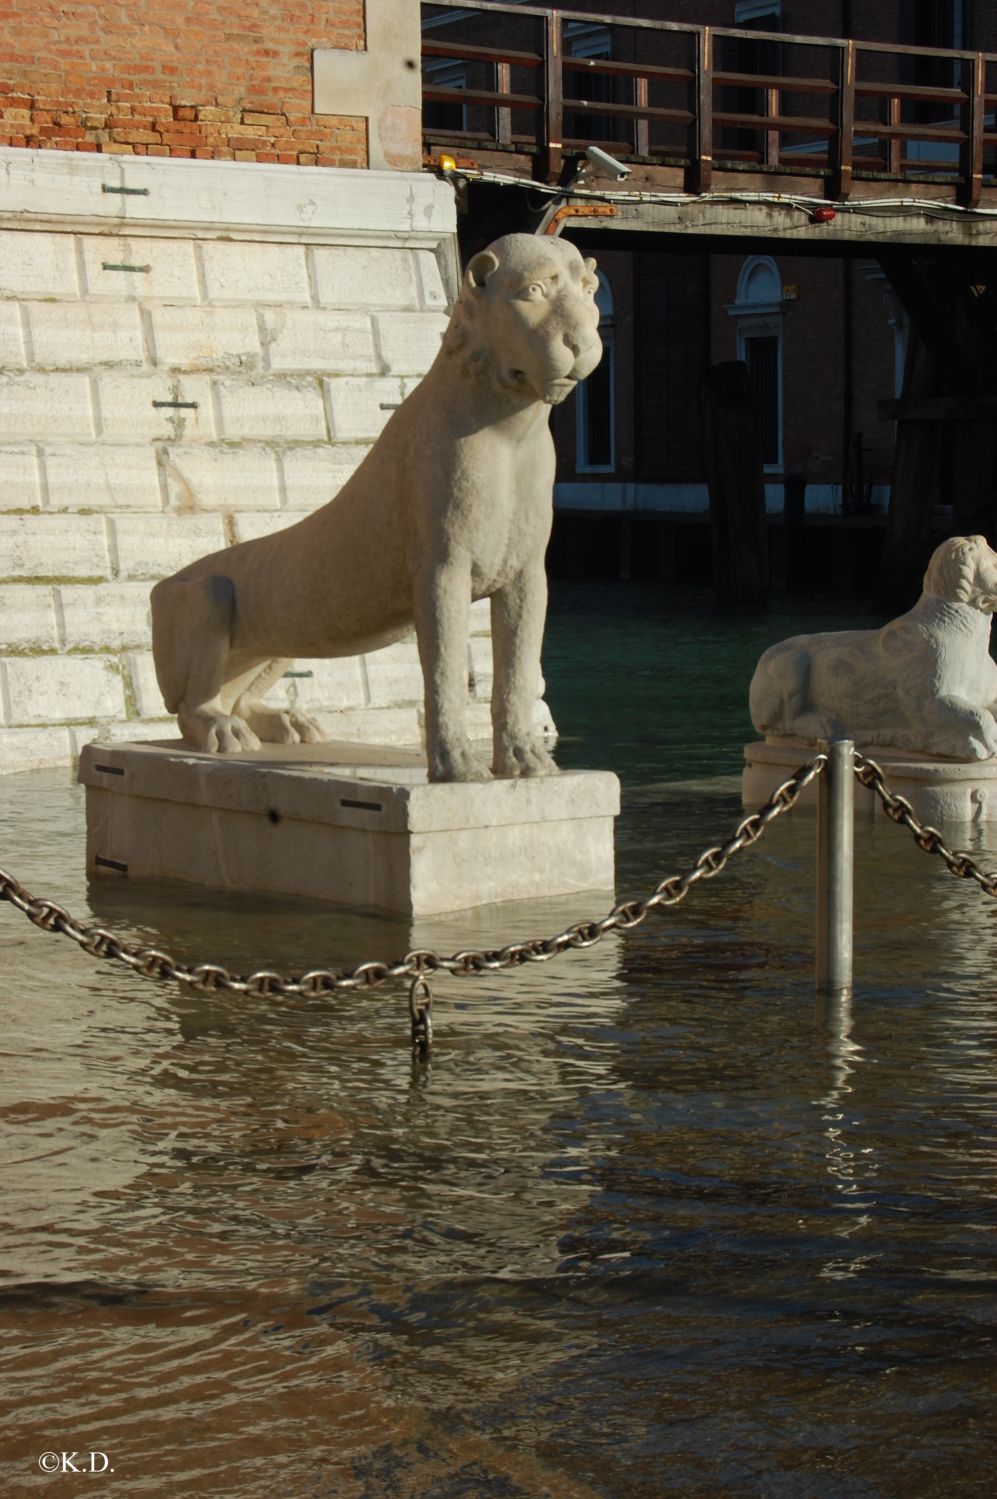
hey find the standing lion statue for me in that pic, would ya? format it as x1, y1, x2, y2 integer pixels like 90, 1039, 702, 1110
749, 534, 997, 761
151, 233, 602, 782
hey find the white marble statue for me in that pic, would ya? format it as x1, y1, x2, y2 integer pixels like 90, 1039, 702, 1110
151, 233, 602, 782
749, 534, 997, 761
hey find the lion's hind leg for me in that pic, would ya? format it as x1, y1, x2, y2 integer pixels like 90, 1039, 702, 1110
750, 644, 810, 737
150, 573, 261, 753
749, 644, 843, 745
229, 659, 326, 746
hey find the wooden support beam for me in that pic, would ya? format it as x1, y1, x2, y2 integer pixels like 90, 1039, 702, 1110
689, 27, 713, 194
562, 57, 693, 86
866, 120, 965, 144
559, 98, 692, 125
699, 361, 768, 609
879, 252, 997, 393
952, 416, 997, 540
714, 69, 836, 94
877, 335, 942, 609
423, 40, 542, 68
959, 53, 985, 209
496, 61, 512, 146
540, 9, 563, 182
887, 95, 901, 176
634, 75, 650, 158
425, 86, 539, 110
764, 86, 780, 168
712, 109, 833, 134
877, 254, 967, 383
830, 40, 855, 200
856, 79, 967, 104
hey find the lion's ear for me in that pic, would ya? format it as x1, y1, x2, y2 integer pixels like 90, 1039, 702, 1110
466, 250, 500, 292
584, 256, 598, 274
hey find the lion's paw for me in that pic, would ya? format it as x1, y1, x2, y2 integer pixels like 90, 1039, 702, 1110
967, 729, 997, 761
244, 706, 325, 745
981, 715, 997, 758
429, 740, 492, 784
180, 709, 261, 754
493, 739, 559, 779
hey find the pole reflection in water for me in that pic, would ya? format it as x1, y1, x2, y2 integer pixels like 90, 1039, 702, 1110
2, 583, 997, 1497
816, 989, 879, 1265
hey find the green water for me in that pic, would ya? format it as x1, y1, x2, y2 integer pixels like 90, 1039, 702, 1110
544, 582, 885, 786
2, 583, 996, 1498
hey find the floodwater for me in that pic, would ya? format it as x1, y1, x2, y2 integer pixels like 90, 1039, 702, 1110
2, 582, 996, 1497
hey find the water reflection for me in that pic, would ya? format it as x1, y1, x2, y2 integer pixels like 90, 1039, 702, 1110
2, 586, 997, 1495
814, 990, 879, 1265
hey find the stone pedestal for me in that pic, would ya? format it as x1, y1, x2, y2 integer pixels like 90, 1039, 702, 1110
743, 737, 997, 825
79, 740, 619, 916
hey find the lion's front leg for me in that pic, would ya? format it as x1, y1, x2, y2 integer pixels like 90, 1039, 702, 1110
491, 563, 558, 779
414, 560, 491, 784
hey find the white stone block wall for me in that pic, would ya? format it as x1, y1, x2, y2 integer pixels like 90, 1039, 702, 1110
0, 147, 480, 773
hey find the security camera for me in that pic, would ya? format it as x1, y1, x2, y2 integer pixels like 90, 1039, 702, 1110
584, 145, 631, 181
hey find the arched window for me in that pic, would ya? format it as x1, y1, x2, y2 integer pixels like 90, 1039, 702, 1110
576, 272, 615, 473
726, 254, 784, 469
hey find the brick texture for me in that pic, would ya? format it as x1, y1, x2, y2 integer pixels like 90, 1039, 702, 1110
0, 1, 367, 167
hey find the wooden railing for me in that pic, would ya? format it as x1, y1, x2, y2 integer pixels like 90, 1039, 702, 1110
421, 1, 997, 205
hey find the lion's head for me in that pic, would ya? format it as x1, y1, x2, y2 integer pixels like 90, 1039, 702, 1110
923, 534, 997, 613
442, 233, 602, 405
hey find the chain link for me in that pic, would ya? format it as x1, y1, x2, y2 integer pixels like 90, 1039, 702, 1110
853, 752, 997, 897
409, 977, 434, 1058
0, 754, 826, 999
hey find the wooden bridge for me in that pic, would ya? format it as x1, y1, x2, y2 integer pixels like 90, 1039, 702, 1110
421, 2, 997, 241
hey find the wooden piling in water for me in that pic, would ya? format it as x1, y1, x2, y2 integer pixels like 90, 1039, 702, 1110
699, 360, 769, 609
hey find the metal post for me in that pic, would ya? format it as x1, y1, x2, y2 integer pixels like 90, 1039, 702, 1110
816, 738, 854, 996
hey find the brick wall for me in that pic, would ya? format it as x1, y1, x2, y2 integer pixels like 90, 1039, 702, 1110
0, 0, 366, 166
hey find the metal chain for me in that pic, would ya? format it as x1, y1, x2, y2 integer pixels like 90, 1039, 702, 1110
0, 754, 826, 999
409, 977, 434, 1058
853, 752, 997, 897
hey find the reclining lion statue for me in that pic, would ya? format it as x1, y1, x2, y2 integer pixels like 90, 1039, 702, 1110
749, 534, 997, 761
151, 233, 602, 782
